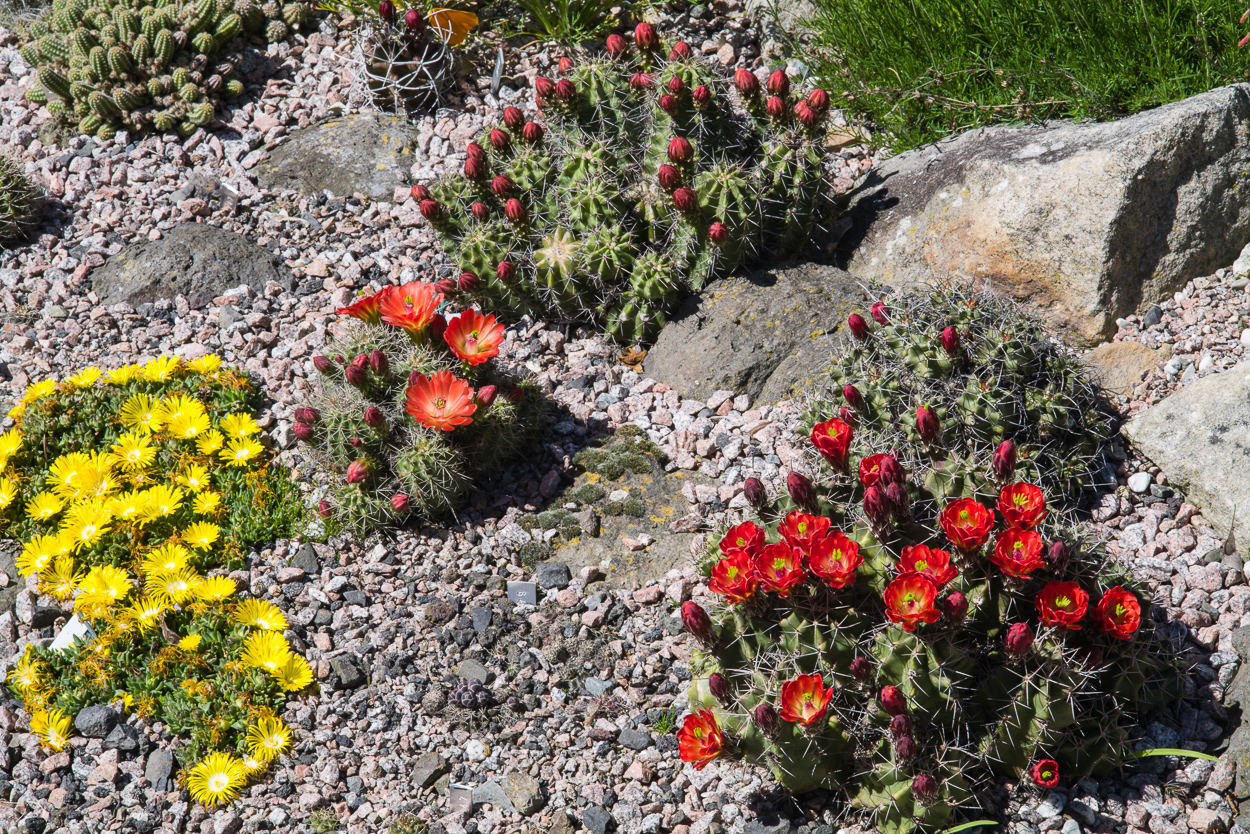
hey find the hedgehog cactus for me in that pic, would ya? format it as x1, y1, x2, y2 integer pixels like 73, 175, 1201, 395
358, 5, 458, 117
680, 289, 1183, 833
20, 0, 306, 140
0, 153, 41, 242
421, 25, 834, 344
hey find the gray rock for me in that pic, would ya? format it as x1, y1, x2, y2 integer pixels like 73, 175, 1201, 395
1122, 361, 1250, 551
839, 84, 1250, 344
411, 752, 447, 788
145, 749, 176, 792
744, 819, 795, 834
1037, 791, 1067, 818
744, 0, 817, 60
102, 723, 139, 753
91, 224, 291, 307
473, 780, 513, 813
330, 657, 366, 689
471, 606, 492, 634
550, 810, 577, 834
1060, 820, 1083, 834
535, 562, 572, 589
291, 543, 320, 575
457, 658, 493, 684
583, 805, 614, 834
645, 262, 866, 403
255, 113, 421, 199
74, 705, 119, 739
1235, 240, 1250, 278
618, 728, 653, 750
585, 678, 615, 697
503, 772, 544, 815
0, 542, 20, 618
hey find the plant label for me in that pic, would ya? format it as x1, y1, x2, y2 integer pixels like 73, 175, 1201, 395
507, 581, 537, 606
50, 614, 97, 654
449, 784, 473, 812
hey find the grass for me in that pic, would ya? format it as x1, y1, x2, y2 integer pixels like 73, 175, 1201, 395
806, 0, 1250, 151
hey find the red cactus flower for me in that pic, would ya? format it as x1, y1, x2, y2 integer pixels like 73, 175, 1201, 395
916, 405, 942, 443
433, 277, 456, 295
940, 326, 960, 355
1046, 539, 1070, 569
444, 310, 505, 366
884, 574, 941, 631
898, 544, 957, 587
429, 313, 448, 341
677, 710, 724, 770
465, 143, 485, 160
667, 136, 693, 163
673, 187, 698, 212
470, 201, 490, 221
993, 439, 1017, 482
464, 155, 487, 179
766, 95, 786, 119
345, 459, 370, 484
863, 485, 892, 526
1005, 622, 1034, 655
708, 221, 729, 244
475, 385, 498, 407
1095, 586, 1141, 639
379, 281, 443, 335
807, 88, 830, 111
807, 531, 862, 589
989, 528, 1045, 579
634, 21, 659, 49
534, 76, 555, 97
779, 510, 830, 555
998, 482, 1048, 530
794, 101, 820, 127
411, 183, 431, 201
787, 472, 816, 509
391, 493, 410, 512
879, 685, 907, 715
720, 521, 765, 557
871, 300, 890, 324
504, 198, 527, 224
496, 260, 515, 282
419, 199, 441, 221
337, 291, 384, 325
778, 673, 832, 727
557, 56, 574, 74
605, 33, 627, 57
839, 406, 856, 426
913, 773, 938, 804
810, 418, 852, 471
848, 313, 870, 340
733, 67, 759, 95
404, 370, 477, 431
521, 121, 544, 143
503, 106, 524, 130
709, 550, 758, 604
858, 453, 897, 489
886, 482, 911, 521
743, 477, 765, 507
345, 362, 368, 386
879, 456, 904, 486
554, 79, 576, 101
654, 165, 681, 192
681, 601, 713, 643
842, 384, 862, 409
458, 270, 480, 291
666, 75, 685, 95
943, 592, 968, 621
1037, 581, 1089, 630
292, 422, 312, 441
692, 84, 711, 107
754, 542, 806, 597
659, 94, 679, 113
669, 40, 693, 59
369, 350, 388, 374
767, 69, 789, 97
939, 498, 993, 552
708, 673, 733, 706
630, 72, 653, 90
378, 0, 395, 21
1031, 759, 1060, 788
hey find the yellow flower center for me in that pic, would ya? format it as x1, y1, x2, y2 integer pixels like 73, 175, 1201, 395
959, 510, 968, 520
207, 773, 230, 793
773, 558, 785, 570
726, 567, 738, 580
1115, 603, 1125, 616
1056, 595, 1071, 608
434, 397, 447, 410
915, 559, 927, 571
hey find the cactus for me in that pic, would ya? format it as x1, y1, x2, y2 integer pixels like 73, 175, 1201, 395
680, 288, 1183, 833
420, 25, 835, 345
18, 0, 309, 140
0, 152, 42, 243
357, 12, 456, 117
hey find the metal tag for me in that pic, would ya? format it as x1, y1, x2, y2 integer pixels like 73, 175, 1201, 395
507, 581, 537, 606
449, 784, 474, 813
490, 46, 505, 97
50, 614, 97, 654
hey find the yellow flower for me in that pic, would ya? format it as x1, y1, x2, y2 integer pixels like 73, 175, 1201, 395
119, 394, 165, 433
107, 490, 151, 522
26, 492, 64, 522
234, 599, 288, 631
240, 753, 266, 774
167, 410, 210, 440
183, 521, 220, 550
196, 575, 236, 602
187, 752, 247, 806
219, 413, 261, 438
196, 430, 225, 456
149, 568, 201, 605
77, 565, 132, 609
105, 364, 142, 385
274, 654, 314, 692
193, 491, 222, 515
220, 437, 263, 468
186, 354, 222, 374
7, 649, 46, 695
66, 367, 102, 388
61, 501, 112, 551
30, 708, 73, 751
247, 716, 292, 763
142, 543, 191, 577
178, 633, 202, 652
46, 452, 94, 500
0, 428, 22, 461
140, 485, 183, 519
0, 477, 16, 509
111, 431, 156, 470
176, 465, 211, 492
142, 355, 181, 382
16, 535, 59, 577
41, 555, 81, 601
128, 595, 168, 631
161, 394, 204, 423
22, 378, 58, 407
241, 630, 291, 672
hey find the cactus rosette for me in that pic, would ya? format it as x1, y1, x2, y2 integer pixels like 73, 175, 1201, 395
678, 290, 1183, 833
296, 284, 543, 535
419, 23, 835, 345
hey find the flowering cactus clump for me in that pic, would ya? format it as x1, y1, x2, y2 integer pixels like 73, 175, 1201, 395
419, 23, 835, 344
297, 283, 544, 535
678, 290, 1183, 833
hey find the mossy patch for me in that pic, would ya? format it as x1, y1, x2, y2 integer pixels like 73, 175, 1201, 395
572, 424, 664, 480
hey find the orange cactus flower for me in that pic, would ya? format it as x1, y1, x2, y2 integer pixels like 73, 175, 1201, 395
938, 498, 993, 552
337, 289, 388, 325
778, 673, 832, 727
708, 550, 758, 604
404, 370, 477, 431
897, 544, 957, 587
379, 281, 444, 334
444, 310, 505, 365
997, 482, 1048, 530
989, 528, 1045, 579
719, 522, 765, 558
883, 574, 941, 631
1036, 581, 1089, 630
807, 531, 862, 589
778, 510, 831, 556
678, 710, 725, 770
753, 542, 807, 597
810, 418, 852, 471
1094, 586, 1141, 639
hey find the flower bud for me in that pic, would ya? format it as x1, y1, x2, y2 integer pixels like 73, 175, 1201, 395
895, 735, 916, 762
667, 135, 693, 163
850, 656, 872, 682
843, 384, 862, 409
505, 198, 527, 224
491, 175, 514, 197
534, 76, 555, 98
733, 67, 759, 96
349, 436, 363, 448
503, 106, 524, 130
884, 482, 910, 521
476, 385, 498, 407
1079, 646, 1104, 668
418, 199, 441, 221
554, 79, 576, 101
766, 69, 789, 98
787, 471, 815, 509
912, 773, 938, 803
877, 455, 903, 486
808, 87, 830, 111
669, 40, 692, 60
345, 459, 369, 484
292, 422, 313, 441
313, 355, 333, 375
1005, 622, 1034, 656
366, 350, 386, 375
464, 155, 486, 179
838, 406, 856, 427
657, 164, 682, 191
766, 95, 786, 119
344, 364, 367, 387
752, 702, 780, 739
507, 386, 526, 403
708, 672, 732, 706
681, 600, 712, 642
364, 406, 385, 429
605, 33, 627, 57
465, 142, 485, 160
863, 485, 891, 526
1046, 540, 1070, 569
743, 477, 765, 507
429, 313, 447, 341
352, 354, 368, 367
890, 713, 912, 739
871, 300, 890, 324
794, 101, 819, 127
497, 261, 515, 282
634, 21, 658, 50
692, 84, 711, 107
378, 0, 395, 21
459, 270, 480, 291
848, 313, 869, 340
666, 75, 684, 95
411, 183, 431, 201
470, 201, 490, 221
630, 71, 653, 90
708, 221, 729, 245
672, 187, 698, 213
916, 405, 941, 443
404, 8, 424, 29
317, 499, 332, 519
489, 127, 510, 149
294, 407, 319, 424
391, 493, 410, 512
943, 592, 968, 621
557, 56, 574, 74
992, 440, 1017, 482
659, 94, 678, 113
940, 325, 960, 355
521, 121, 544, 143
879, 685, 907, 715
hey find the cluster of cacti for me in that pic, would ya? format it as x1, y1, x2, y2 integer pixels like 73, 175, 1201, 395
356, 1, 469, 116
0, 152, 42, 243
418, 22, 835, 344
19, 0, 309, 140
678, 290, 1183, 833
297, 282, 544, 536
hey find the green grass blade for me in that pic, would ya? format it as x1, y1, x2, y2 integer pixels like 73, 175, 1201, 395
1129, 748, 1220, 762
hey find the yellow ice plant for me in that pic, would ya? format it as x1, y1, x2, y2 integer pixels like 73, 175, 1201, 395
246, 716, 292, 763
167, 410, 210, 440
0, 476, 16, 510
41, 555, 81, 601
129, 595, 168, 631
76, 565, 132, 610
9, 378, 58, 419
178, 633, 202, 652
16, 535, 59, 576
142, 355, 180, 382
183, 521, 220, 550
0, 428, 21, 462
46, 452, 94, 499
62, 500, 112, 551
119, 394, 165, 433
66, 366, 102, 387
7, 649, 46, 696
107, 490, 151, 523
193, 491, 222, 515
141, 485, 183, 519
196, 430, 225, 455
112, 431, 156, 470
142, 543, 191, 576
234, 599, 288, 632
240, 753, 266, 775
30, 708, 73, 751
219, 413, 261, 438
196, 575, 236, 602
105, 364, 142, 384
187, 752, 246, 806
187, 354, 222, 374
150, 568, 201, 605
220, 437, 263, 468
241, 630, 291, 672
273, 655, 314, 692
26, 492, 64, 522
176, 464, 211, 492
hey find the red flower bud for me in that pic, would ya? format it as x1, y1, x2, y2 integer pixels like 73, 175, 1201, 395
993, 440, 1017, 482
681, 601, 713, 643
429, 313, 447, 341
433, 277, 456, 295
489, 127, 510, 149
351, 435, 364, 446
1046, 540, 1070, 569
470, 201, 490, 221
895, 735, 916, 761
850, 656, 872, 682
879, 685, 907, 715
666, 75, 685, 95
916, 405, 941, 443
411, 183, 431, 201
843, 384, 862, 409
943, 592, 968, 621
345, 459, 370, 484
408, 370, 422, 386
940, 325, 960, 355
502, 106, 524, 130
505, 198, 527, 224
317, 499, 332, 519
630, 72, 653, 90
657, 164, 682, 191
884, 482, 910, 521
659, 94, 678, 113
497, 261, 515, 282
534, 76, 555, 98
491, 175, 514, 196
352, 354, 368, 367
766, 95, 786, 119
605, 33, 627, 57
313, 355, 333, 375
404, 9, 423, 30
767, 69, 789, 98
795, 101, 820, 127
554, 79, 576, 101
673, 187, 698, 213
634, 22, 658, 50
838, 406, 856, 427
378, 0, 395, 22
848, 313, 869, 340
465, 142, 485, 160
871, 300, 890, 324
1005, 622, 1034, 656
890, 713, 912, 739
419, 199, 441, 221
669, 40, 692, 60
708, 221, 729, 245
369, 350, 388, 374
364, 406, 385, 429
708, 672, 732, 706
521, 121, 544, 143
863, 485, 891, 526
667, 135, 693, 163
508, 386, 525, 403
878, 455, 903, 486
459, 270, 480, 291
743, 477, 765, 507
1079, 646, 1104, 668
292, 422, 313, 441
913, 773, 938, 804
557, 56, 574, 74
476, 384, 498, 407
807, 88, 830, 111
733, 67, 759, 96
391, 493, 410, 512
692, 84, 711, 107
344, 364, 367, 387
787, 471, 816, 509
294, 407, 319, 424
752, 702, 780, 739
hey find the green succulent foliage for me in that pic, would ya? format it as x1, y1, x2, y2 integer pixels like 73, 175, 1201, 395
0, 154, 42, 243
20, 0, 309, 140
423, 34, 835, 345
686, 289, 1184, 833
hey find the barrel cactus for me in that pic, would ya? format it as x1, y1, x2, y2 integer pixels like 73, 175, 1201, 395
356, 1, 469, 116
419, 22, 835, 345
679, 289, 1183, 833
0, 152, 41, 243
19, 0, 308, 140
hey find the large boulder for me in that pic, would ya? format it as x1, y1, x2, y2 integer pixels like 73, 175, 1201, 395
644, 262, 866, 404
92, 224, 291, 308
1121, 361, 1250, 545
254, 112, 420, 199
838, 84, 1250, 345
